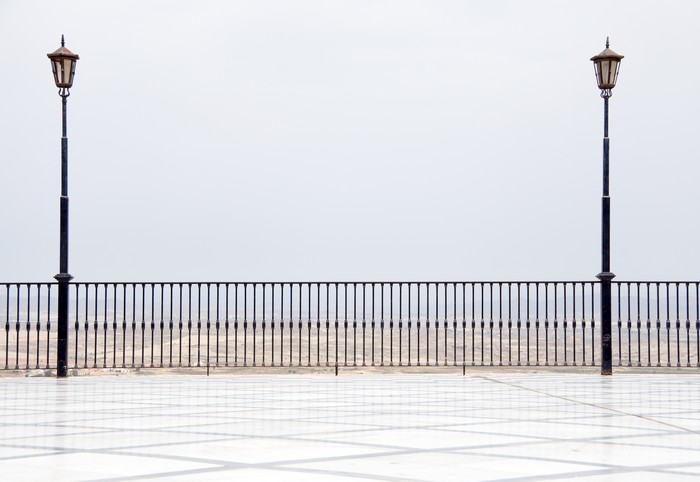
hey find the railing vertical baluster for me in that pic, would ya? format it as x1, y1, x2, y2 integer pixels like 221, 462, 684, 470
280, 283, 286, 367
462, 283, 467, 367
243, 283, 248, 367
470, 283, 476, 366
289, 283, 293, 366
235, 283, 240, 366
23, 285, 30, 369
573, 283, 578, 366
675, 282, 681, 367
12, 285, 18, 369
591, 282, 596, 366
426, 283, 431, 366
353, 283, 357, 367
118, 283, 127, 368
100, 284, 106, 368
325, 283, 330, 367
136, 283, 142, 368
150, 284, 156, 368
317, 283, 321, 367
437, 283, 442, 366
526, 283, 531, 366
14, 285, 20, 370
553, 283, 558, 366
498, 283, 503, 366
489, 283, 494, 366
75, 284, 81, 368
498, 282, 503, 365
185, 283, 191, 367
370, 283, 374, 367
535, 283, 540, 365
252, 283, 257, 367
271, 283, 275, 367
398, 283, 402, 367
280, 283, 285, 367
380, 283, 384, 366
451, 283, 456, 366
544, 282, 550, 366
418, 283, 422, 366
261, 283, 265, 367
407, 283, 411, 366
615, 283, 622, 366
169, 283, 174, 367
696, 283, 699, 368
554, 283, 569, 366
178, 283, 183, 367
47, 285, 52, 368
646, 282, 651, 367
35, 283, 41, 370
299, 283, 303, 367
623, 282, 629, 366
478, 283, 483, 365
516, 283, 522, 366
108, 283, 114, 368
141, 283, 146, 367
335, 283, 339, 368
308, 283, 313, 367
89, 284, 95, 367
177, 283, 183, 367
434, 283, 438, 366
579, 283, 584, 366
611, 283, 622, 366
656, 282, 661, 367
563, 283, 568, 366
159, 284, 164, 368
507, 283, 512, 366
666, 283, 671, 367
206, 283, 211, 369
4, 285, 9, 370
685, 282, 690, 367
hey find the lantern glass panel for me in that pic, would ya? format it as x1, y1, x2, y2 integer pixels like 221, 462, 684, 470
52, 59, 63, 84
63, 58, 73, 85
596, 59, 619, 89
602, 60, 611, 86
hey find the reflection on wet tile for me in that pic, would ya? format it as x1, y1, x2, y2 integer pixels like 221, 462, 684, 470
0, 374, 699, 481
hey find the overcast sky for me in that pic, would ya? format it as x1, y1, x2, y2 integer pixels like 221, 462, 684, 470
1, 0, 699, 282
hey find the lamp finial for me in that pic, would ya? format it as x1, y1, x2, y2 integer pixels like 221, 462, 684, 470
606, 37, 609, 49
61, 35, 65, 47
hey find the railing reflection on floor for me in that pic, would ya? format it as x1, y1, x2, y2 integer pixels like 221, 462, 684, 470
2, 281, 698, 370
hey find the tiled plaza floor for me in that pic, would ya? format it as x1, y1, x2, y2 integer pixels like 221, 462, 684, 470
1, 373, 699, 481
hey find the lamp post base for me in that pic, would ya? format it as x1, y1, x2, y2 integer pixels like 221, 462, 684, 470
54, 273, 73, 378
597, 272, 615, 375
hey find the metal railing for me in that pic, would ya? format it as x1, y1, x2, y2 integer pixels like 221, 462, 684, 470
2, 281, 699, 371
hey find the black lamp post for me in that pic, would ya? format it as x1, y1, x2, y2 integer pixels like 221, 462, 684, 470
591, 38, 623, 375
48, 35, 79, 378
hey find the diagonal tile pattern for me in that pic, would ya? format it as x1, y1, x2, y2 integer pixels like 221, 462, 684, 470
1, 374, 699, 481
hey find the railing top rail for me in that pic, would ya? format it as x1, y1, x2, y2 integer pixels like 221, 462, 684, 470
2, 280, 699, 287
3, 280, 603, 285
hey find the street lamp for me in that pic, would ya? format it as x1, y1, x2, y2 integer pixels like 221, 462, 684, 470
48, 35, 79, 378
591, 38, 623, 375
